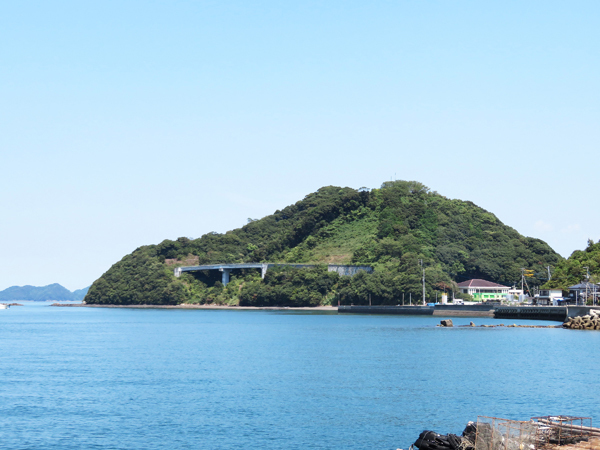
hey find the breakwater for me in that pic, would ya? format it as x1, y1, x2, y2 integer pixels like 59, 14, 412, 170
563, 311, 600, 330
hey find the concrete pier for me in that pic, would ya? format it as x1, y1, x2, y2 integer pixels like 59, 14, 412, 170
219, 268, 230, 286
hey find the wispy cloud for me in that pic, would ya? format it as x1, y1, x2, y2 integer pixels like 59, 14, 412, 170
562, 223, 581, 233
534, 220, 554, 232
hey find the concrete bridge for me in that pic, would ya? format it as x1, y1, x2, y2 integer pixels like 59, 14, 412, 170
173, 263, 372, 286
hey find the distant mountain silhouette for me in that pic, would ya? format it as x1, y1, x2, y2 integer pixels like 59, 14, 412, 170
0, 284, 89, 301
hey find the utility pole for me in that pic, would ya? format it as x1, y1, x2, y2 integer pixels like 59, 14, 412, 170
521, 268, 525, 295
419, 259, 426, 305
584, 267, 590, 305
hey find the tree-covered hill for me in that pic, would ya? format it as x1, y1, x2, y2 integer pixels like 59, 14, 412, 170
85, 181, 562, 306
543, 239, 600, 290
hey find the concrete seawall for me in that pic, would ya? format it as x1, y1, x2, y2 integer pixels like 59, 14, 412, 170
339, 304, 598, 321
494, 305, 597, 322
338, 305, 434, 315
434, 304, 495, 317
338, 304, 494, 317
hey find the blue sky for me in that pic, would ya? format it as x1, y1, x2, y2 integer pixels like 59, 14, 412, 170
1, 1, 599, 291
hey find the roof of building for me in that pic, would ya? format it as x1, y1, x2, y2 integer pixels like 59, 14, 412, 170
457, 279, 510, 289
569, 282, 600, 290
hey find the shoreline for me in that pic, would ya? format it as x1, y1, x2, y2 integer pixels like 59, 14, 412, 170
46, 303, 565, 323
51, 303, 338, 311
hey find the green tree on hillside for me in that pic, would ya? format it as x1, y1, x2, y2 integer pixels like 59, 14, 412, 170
544, 239, 600, 290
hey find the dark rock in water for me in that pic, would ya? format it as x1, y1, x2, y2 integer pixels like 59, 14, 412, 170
440, 319, 453, 327
462, 421, 477, 438
414, 429, 472, 450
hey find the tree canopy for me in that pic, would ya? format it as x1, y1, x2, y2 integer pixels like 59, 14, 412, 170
543, 239, 600, 291
86, 181, 562, 306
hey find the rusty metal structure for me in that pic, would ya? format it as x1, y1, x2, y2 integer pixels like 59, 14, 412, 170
475, 416, 538, 450
474, 416, 596, 450
531, 416, 594, 448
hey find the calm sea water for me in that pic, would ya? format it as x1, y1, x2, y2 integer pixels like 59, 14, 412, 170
1, 303, 598, 450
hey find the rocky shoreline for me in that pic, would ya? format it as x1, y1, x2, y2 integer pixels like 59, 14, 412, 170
438, 319, 562, 328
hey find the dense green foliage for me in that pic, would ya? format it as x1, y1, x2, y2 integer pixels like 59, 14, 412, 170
544, 240, 600, 290
0, 283, 89, 301
86, 252, 188, 305
86, 181, 562, 306
239, 266, 338, 307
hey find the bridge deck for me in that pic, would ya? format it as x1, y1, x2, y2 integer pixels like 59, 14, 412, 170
173, 262, 372, 286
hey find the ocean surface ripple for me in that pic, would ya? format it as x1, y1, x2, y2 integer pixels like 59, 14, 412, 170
1, 303, 598, 450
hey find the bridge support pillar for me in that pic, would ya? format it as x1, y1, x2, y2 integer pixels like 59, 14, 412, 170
261, 263, 268, 279
220, 268, 231, 286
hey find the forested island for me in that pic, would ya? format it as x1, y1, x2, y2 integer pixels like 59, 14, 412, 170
0, 284, 89, 301
85, 180, 567, 307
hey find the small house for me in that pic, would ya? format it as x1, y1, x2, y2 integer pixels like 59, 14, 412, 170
533, 289, 563, 306
568, 282, 600, 305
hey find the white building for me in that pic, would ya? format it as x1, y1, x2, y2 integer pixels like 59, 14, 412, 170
457, 279, 510, 302
534, 289, 563, 305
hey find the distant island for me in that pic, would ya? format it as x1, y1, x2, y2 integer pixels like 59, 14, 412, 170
0, 284, 89, 302
85, 180, 565, 307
